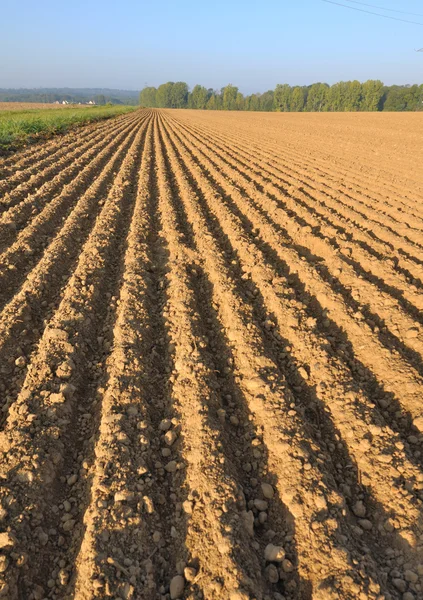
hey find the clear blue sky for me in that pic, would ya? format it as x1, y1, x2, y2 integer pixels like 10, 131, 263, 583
1, 0, 422, 92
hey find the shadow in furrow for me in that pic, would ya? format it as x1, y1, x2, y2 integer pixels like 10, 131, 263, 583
189, 264, 310, 599
0, 119, 145, 428
16, 119, 150, 598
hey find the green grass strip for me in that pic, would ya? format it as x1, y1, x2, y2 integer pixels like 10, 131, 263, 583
0, 105, 137, 151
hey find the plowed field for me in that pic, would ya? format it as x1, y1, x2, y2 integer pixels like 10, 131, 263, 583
0, 108, 422, 600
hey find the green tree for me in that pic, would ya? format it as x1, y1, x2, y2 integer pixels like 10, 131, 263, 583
171, 82, 188, 108
306, 83, 328, 111
139, 87, 157, 107
189, 85, 209, 109
222, 84, 238, 110
206, 93, 222, 110
344, 80, 362, 111
361, 80, 384, 111
327, 82, 352, 111
156, 82, 174, 108
383, 84, 423, 111
93, 94, 106, 105
246, 93, 260, 111
236, 92, 245, 111
290, 86, 306, 111
260, 90, 274, 112
273, 84, 292, 111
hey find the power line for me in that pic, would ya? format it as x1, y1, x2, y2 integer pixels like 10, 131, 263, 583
321, 0, 423, 25
344, 0, 423, 18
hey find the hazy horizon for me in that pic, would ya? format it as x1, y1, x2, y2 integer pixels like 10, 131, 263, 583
2, 0, 423, 94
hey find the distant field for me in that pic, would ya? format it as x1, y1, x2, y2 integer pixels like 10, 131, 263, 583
1, 109, 423, 599
0, 104, 137, 151
0, 102, 81, 111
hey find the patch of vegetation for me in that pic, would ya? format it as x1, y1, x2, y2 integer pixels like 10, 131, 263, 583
0, 104, 137, 152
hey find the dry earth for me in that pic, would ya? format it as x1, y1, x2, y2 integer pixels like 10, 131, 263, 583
0, 108, 422, 600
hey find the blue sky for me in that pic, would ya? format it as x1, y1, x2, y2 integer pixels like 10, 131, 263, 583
1, 0, 422, 92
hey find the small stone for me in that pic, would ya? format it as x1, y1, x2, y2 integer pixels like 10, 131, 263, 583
170, 574, 185, 599
184, 566, 197, 582
406, 328, 419, 339
265, 563, 279, 583
57, 360, 73, 379
58, 569, 69, 586
242, 510, 254, 537
165, 461, 177, 473
384, 519, 395, 532
182, 500, 193, 514
119, 582, 134, 600
261, 483, 274, 499
258, 511, 267, 524
67, 474, 78, 485
352, 500, 366, 517
114, 490, 133, 503
50, 392, 66, 404
15, 356, 26, 368
392, 579, 407, 593
403, 593, 415, 600
62, 519, 75, 532
281, 559, 294, 573
38, 531, 49, 545
404, 570, 418, 584
298, 366, 309, 380
217, 409, 226, 422
159, 419, 172, 431
358, 519, 372, 531
164, 430, 177, 446
153, 531, 161, 543
0, 555, 9, 573
0, 532, 15, 549
61, 383, 76, 398
264, 544, 285, 563
254, 499, 268, 511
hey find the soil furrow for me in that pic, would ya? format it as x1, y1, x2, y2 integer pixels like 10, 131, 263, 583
162, 113, 423, 432
0, 110, 135, 176
0, 113, 149, 428
72, 115, 190, 600
0, 114, 149, 599
0, 112, 138, 198
170, 112, 423, 262
0, 112, 141, 254
0, 112, 140, 216
1, 108, 422, 600
173, 116, 423, 301
159, 112, 423, 598
0, 114, 145, 294
157, 113, 389, 600
172, 112, 423, 225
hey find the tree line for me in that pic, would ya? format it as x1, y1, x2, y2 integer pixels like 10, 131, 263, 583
140, 81, 423, 112
0, 88, 139, 105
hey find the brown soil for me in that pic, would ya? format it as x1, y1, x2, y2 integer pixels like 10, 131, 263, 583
0, 108, 422, 600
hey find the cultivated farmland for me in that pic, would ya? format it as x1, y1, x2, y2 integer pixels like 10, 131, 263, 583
0, 108, 422, 600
